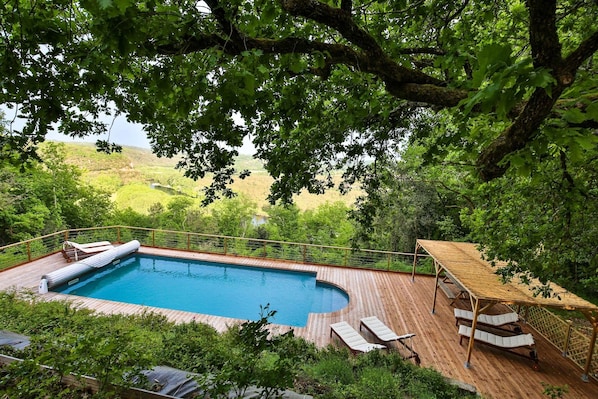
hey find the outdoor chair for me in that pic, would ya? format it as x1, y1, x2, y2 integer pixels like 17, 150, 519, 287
330, 321, 386, 354
454, 308, 521, 332
359, 316, 420, 364
61, 240, 114, 262
458, 324, 539, 370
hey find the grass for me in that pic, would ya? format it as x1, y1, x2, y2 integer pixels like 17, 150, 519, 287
113, 183, 175, 213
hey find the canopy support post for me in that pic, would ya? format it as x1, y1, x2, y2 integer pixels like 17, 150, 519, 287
431, 260, 442, 315
464, 298, 480, 369
411, 241, 421, 282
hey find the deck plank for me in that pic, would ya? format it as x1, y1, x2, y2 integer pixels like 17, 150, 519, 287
1, 248, 597, 398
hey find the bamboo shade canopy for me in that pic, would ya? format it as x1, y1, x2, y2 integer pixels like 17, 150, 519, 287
415, 239, 598, 313
415, 239, 598, 377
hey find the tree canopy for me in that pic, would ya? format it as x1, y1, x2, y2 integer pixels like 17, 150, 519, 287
2, 0, 596, 199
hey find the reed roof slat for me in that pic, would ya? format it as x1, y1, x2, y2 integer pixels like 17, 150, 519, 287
416, 239, 598, 312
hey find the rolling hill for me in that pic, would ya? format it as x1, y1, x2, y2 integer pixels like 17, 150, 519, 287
56, 142, 362, 214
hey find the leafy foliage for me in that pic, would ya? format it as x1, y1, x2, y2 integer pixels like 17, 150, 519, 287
0, 142, 113, 245
351, 143, 470, 253
0, 291, 477, 398
461, 151, 598, 298
198, 305, 314, 398
2, 0, 597, 203
299, 347, 470, 399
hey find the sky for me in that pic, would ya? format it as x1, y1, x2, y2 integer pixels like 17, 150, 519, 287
4, 108, 256, 154
46, 114, 152, 149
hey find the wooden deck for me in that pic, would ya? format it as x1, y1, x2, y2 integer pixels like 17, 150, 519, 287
1, 247, 597, 399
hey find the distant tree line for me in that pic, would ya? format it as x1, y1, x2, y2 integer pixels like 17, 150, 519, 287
1, 142, 462, 251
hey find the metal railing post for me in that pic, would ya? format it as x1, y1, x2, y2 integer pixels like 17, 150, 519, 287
344, 248, 348, 267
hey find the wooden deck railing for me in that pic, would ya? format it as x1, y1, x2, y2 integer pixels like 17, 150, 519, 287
1, 226, 595, 380
512, 305, 598, 381
0, 226, 433, 274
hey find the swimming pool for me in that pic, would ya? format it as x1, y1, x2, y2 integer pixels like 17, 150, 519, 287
53, 254, 349, 327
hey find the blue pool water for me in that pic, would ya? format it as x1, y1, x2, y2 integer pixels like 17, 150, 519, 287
54, 254, 349, 327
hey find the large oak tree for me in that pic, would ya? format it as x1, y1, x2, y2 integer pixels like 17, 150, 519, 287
2, 0, 596, 200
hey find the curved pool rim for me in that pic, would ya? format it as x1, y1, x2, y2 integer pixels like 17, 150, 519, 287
50, 252, 351, 327
311, 280, 350, 314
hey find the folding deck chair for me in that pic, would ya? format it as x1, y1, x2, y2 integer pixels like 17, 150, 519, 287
359, 316, 420, 364
458, 324, 539, 369
330, 321, 386, 354
62, 241, 114, 262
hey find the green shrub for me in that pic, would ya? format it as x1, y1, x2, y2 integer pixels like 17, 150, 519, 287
307, 350, 355, 385
198, 305, 305, 399
356, 367, 400, 399
0, 290, 477, 399
0, 358, 77, 399
160, 320, 223, 373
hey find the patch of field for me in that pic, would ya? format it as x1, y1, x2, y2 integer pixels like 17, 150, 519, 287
114, 183, 178, 213
59, 142, 362, 214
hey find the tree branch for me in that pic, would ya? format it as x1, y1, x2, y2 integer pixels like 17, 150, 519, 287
385, 82, 467, 107
527, 0, 561, 69
156, 33, 464, 107
563, 30, 598, 73
280, 0, 445, 86
476, 0, 590, 181
477, 87, 564, 181
397, 47, 446, 56
152, 0, 596, 183
280, 0, 384, 56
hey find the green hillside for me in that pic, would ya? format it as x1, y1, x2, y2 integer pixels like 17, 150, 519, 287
55, 142, 361, 214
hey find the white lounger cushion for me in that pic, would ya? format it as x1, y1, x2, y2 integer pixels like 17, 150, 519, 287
458, 325, 534, 348
454, 308, 519, 326
360, 316, 415, 342
66, 241, 114, 252
330, 321, 386, 353
71, 241, 111, 248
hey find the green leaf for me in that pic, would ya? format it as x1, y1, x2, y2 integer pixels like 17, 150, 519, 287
575, 135, 598, 151
563, 108, 587, 124
98, 0, 113, 9
586, 102, 598, 122
261, 4, 277, 24
472, 43, 513, 87
289, 57, 307, 73
243, 72, 256, 93
529, 68, 556, 89
312, 51, 326, 69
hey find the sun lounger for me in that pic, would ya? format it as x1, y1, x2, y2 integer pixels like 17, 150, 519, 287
359, 316, 420, 364
458, 325, 539, 369
62, 241, 115, 262
454, 308, 520, 330
330, 321, 386, 354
